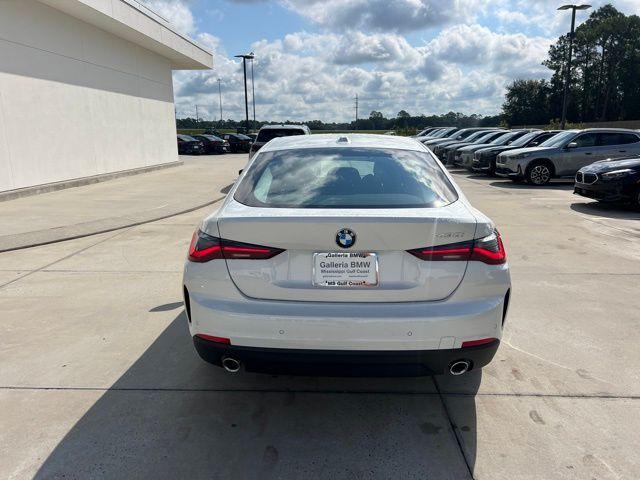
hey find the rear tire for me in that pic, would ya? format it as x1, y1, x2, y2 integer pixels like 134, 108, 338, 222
525, 161, 553, 186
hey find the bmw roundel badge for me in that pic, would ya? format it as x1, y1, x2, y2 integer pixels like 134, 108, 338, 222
336, 228, 356, 248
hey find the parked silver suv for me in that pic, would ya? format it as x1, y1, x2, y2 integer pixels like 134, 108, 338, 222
495, 128, 640, 185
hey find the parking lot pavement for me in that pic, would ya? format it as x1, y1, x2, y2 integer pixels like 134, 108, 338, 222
1, 170, 639, 479
0, 154, 246, 253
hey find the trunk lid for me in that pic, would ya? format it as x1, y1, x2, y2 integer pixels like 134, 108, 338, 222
211, 199, 478, 302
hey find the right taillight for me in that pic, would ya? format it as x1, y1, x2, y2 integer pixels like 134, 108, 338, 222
470, 230, 506, 265
407, 230, 506, 265
188, 230, 284, 263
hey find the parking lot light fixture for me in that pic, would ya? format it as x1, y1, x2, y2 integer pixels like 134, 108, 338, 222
558, 4, 591, 130
234, 52, 255, 133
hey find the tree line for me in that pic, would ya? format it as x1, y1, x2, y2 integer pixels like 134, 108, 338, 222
176, 110, 502, 133
503, 4, 640, 126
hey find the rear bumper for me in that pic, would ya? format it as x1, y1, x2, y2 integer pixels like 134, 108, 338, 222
184, 259, 510, 357
193, 336, 501, 376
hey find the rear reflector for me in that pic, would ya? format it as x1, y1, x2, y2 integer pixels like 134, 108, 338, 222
407, 230, 506, 265
188, 230, 284, 262
462, 338, 497, 348
195, 334, 231, 344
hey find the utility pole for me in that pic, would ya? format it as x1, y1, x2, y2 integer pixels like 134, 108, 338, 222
217, 78, 223, 124
558, 4, 591, 129
195, 105, 199, 128
354, 94, 358, 130
234, 52, 254, 134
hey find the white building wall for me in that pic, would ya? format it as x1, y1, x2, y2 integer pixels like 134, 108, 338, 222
0, 0, 179, 193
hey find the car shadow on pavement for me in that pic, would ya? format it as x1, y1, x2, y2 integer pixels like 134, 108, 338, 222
570, 201, 640, 220
149, 302, 184, 312
489, 180, 574, 191
34, 312, 480, 479
220, 183, 234, 194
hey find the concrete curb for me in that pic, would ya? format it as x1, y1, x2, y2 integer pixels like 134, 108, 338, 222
0, 195, 225, 253
0, 161, 183, 202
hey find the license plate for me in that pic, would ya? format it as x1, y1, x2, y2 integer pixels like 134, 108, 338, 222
312, 252, 378, 288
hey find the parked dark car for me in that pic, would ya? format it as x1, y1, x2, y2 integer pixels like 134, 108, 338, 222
456, 130, 536, 169
249, 124, 310, 159
428, 128, 496, 155
223, 133, 252, 153
472, 130, 560, 175
192, 135, 229, 154
440, 130, 505, 165
574, 157, 640, 208
412, 127, 438, 138
245, 133, 257, 142
177, 134, 203, 155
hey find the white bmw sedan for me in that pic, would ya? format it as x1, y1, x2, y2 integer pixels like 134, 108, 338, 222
183, 134, 511, 376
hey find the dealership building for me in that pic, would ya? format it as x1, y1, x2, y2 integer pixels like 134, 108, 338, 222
0, 0, 212, 195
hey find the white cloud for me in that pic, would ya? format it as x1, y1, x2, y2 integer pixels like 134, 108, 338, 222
282, 0, 480, 32
142, 0, 196, 35
144, 0, 567, 121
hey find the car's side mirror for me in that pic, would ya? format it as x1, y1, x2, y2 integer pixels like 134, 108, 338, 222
566, 141, 578, 149
530, 141, 539, 146
238, 169, 243, 175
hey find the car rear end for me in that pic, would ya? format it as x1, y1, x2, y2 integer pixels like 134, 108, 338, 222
183, 136, 511, 376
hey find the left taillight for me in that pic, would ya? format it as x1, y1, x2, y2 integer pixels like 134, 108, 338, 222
407, 230, 506, 265
188, 230, 284, 262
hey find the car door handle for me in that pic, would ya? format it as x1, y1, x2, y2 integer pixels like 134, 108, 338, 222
585, 152, 592, 155
619, 150, 626, 153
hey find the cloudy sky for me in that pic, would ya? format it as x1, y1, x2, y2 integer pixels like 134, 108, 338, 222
143, 0, 639, 122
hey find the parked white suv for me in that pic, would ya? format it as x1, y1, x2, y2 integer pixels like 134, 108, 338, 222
249, 124, 311, 159
183, 134, 511, 376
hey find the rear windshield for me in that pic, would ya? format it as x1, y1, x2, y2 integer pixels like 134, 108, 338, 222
256, 128, 305, 143
234, 147, 458, 209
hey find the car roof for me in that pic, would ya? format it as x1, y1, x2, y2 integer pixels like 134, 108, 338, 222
260, 134, 428, 153
259, 124, 309, 131
579, 128, 640, 133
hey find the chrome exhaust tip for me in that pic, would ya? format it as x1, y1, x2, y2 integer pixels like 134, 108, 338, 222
221, 357, 241, 373
449, 360, 471, 376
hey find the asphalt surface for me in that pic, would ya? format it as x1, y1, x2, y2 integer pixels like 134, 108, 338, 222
0, 156, 639, 479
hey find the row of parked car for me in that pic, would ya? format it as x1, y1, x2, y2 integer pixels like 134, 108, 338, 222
414, 126, 640, 208
177, 132, 256, 155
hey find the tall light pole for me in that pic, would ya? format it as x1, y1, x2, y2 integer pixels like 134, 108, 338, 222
250, 58, 256, 131
217, 78, 223, 124
558, 4, 591, 130
234, 52, 254, 133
